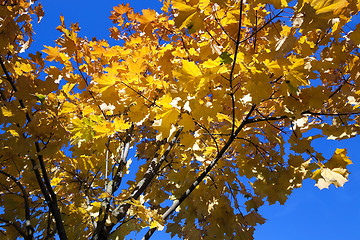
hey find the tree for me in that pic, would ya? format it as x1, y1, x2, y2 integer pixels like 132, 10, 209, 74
1, 0, 359, 239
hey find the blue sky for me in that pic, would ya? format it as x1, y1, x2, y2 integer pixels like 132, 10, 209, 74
28, 1, 360, 239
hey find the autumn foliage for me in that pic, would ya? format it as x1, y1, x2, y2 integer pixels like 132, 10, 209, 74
1, 0, 360, 239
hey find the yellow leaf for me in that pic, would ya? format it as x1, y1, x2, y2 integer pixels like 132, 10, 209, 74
309, 0, 349, 15
202, 59, 220, 68
126, 58, 146, 75
299, 0, 349, 22
349, 23, 360, 45
161, 108, 179, 126
217, 112, 240, 127
99, 192, 111, 199
264, 59, 283, 77
114, 116, 131, 131
157, 94, 173, 110
315, 168, 348, 189
326, 148, 352, 168
113, 3, 130, 15
173, 60, 205, 93
138, 9, 157, 24
95, 74, 116, 91
93, 122, 114, 137
1, 107, 13, 117
154, 108, 179, 139
92, 201, 102, 208
60, 101, 76, 114
20, 62, 32, 73
51, 177, 62, 187
8, 129, 19, 137
62, 83, 76, 94
179, 113, 195, 131
150, 220, 164, 231
43, 46, 61, 62
181, 60, 202, 78
204, 146, 217, 157
245, 72, 273, 104
172, 0, 197, 29
217, 113, 231, 123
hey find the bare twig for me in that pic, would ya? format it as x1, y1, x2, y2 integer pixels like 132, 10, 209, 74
239, 10, 283, 45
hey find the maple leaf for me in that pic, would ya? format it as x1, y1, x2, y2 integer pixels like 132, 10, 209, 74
314, 168, 348, 189
349, 23, 360, 46
326, 148, 353, 168
109, 26, 121, 40
308, 0, 349, 15
34, 3, 45, 23
172, 0, 204, 33
138, 9, 157, 24
113, 3, 131, 15
295, 0, 350, 31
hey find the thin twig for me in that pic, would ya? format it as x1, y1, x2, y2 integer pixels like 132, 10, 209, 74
229, 0, 244, 136
239, 10, 283, 44
121, 81, 161, 108
194, 120, 219, 153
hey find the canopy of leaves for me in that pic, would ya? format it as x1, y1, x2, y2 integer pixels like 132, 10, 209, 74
0, 0, 359, 239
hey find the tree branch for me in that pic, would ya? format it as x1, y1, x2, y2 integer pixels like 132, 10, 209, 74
229, 0, 243, 136
0, 57, 68, 240
34, 144, 67, 240
194, 120, 219, 153
0, 218, 28, 239
246, 110, 360, 125
0, 170, 34, 239
92, 124, 134, 239
92, 128, 182, 239
130, 128, 182, 200
105, 128, 182, 237
141, 104, 256, 240
214, 15, 236, 43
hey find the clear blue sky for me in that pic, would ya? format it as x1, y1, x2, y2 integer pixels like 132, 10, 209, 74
29, 1, 360, 239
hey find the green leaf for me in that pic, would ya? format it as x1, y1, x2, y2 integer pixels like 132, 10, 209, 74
220, 52, 233, 65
